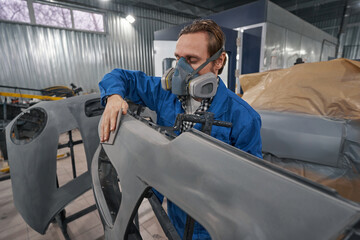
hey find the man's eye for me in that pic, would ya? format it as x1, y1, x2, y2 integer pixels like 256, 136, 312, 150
188, 58, 197, 64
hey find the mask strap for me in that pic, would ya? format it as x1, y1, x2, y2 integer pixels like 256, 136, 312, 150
187, 47, 224, 80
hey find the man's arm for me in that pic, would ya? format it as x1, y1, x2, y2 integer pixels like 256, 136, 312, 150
99, 69, 164, 142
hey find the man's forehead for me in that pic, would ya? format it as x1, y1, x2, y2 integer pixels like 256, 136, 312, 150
175, 32, 209, 57
176, 32, 208, 46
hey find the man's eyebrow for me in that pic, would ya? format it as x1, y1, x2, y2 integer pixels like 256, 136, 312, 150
174, 53, 200, 59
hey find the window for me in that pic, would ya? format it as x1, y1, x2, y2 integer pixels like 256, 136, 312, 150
0, 0, 30, 23
33, 3, 71, 28
0, 0, 105, 33
73, 10, 104, 32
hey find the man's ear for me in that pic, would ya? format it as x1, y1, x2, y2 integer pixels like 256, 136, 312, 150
215, 52, 226, 70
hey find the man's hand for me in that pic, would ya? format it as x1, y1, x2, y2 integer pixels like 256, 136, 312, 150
100, 94, 128, 142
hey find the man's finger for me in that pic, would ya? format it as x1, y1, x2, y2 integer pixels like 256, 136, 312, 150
100, 116, 105, 141
122, 101, 128, 115
103, 120, 110, 142
110, 110, 119, 132
101, 114, 110, 142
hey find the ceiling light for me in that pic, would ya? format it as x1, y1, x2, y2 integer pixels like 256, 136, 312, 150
126, 15, 135, 23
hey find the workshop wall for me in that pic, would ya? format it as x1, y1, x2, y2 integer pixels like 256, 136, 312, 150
343, 13, 360, 59
313, 12, 360, 60
0, 2, 192, 94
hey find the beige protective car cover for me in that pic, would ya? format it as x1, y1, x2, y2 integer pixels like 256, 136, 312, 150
240, 58, 360, 203
241, 58, 360, 120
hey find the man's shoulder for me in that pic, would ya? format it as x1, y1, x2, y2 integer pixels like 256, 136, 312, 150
108, 68, 161, 79
226, 89, 261, 121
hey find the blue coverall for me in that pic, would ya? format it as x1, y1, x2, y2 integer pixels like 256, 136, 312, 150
99, 69, 263, 239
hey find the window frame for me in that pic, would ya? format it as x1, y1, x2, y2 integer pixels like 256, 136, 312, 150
0, 0, 107, 34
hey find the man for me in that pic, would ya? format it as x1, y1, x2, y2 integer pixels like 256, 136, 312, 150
99, 19, 262, 239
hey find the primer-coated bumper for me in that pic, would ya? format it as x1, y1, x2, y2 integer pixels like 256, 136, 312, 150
93, 114, 360, 240
6, 94, 101, 234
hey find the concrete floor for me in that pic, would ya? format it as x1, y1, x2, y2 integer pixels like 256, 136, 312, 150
0, 130, 167, 240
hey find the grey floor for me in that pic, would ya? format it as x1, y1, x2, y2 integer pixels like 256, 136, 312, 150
0, 130, 167, 240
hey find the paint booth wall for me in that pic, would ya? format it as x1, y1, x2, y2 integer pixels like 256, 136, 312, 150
263, 22, 336, 71
262, 1, 337, 71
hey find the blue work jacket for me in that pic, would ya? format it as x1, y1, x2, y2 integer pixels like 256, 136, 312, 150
99, 69, 262, 239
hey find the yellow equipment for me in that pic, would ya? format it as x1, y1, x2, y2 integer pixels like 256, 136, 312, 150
0, 92, 63, 101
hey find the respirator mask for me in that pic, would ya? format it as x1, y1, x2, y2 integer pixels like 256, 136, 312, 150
161, 48, 224, 98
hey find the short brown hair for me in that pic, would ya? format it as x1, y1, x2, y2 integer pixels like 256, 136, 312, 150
179, 19, 227, 74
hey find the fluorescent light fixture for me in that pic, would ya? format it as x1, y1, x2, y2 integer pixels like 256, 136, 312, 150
126, 15, 135, 23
